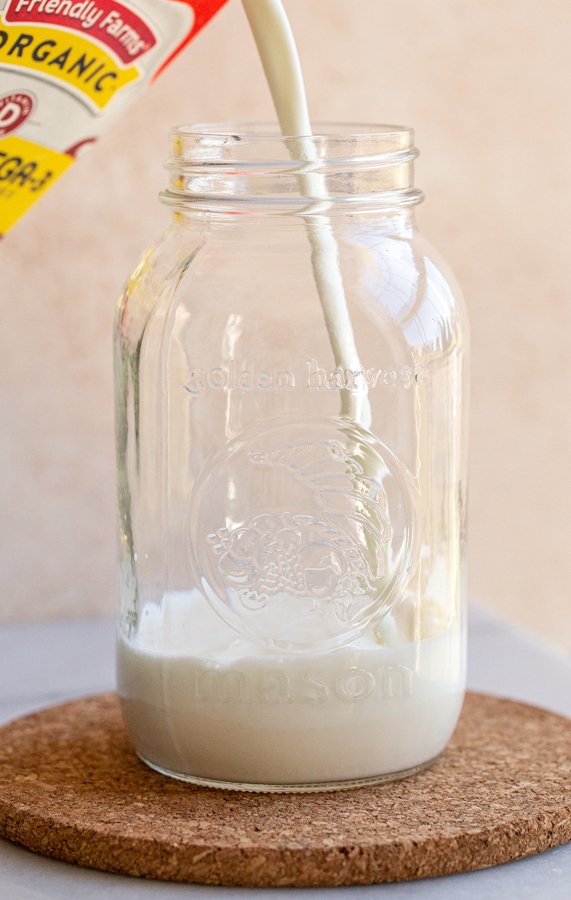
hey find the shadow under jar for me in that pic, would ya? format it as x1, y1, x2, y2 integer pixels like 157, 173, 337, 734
115, 123, 469, 792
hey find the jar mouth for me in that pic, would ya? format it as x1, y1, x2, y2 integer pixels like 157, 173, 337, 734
162, 122, 422, 215
173, 121, 412, 136
171, 120, 414, 143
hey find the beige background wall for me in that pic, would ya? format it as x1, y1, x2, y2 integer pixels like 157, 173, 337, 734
1, 0, 570, 651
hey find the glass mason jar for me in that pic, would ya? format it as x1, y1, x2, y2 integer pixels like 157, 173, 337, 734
115, 123, 469, 792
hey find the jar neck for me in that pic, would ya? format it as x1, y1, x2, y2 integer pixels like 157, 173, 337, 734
160, 123, 423, 219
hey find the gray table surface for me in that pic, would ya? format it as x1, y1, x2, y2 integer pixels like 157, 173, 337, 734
0, 606, 570, 899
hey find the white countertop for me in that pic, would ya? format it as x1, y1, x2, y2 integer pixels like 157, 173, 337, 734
0, 606, 570, 899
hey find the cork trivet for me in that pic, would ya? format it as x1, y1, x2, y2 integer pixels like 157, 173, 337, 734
0, 692, 570, 888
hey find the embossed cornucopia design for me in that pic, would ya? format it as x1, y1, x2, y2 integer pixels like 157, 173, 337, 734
191, 419, 418, 649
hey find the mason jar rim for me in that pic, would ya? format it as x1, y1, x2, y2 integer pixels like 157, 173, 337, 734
170, 121, 414, 142
161, 121, 422, 215
166, 122, 418, 169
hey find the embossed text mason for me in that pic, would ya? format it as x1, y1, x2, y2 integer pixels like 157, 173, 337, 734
115, 124, 469, 792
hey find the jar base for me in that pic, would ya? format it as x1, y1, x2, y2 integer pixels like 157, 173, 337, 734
137, 753, 438, 794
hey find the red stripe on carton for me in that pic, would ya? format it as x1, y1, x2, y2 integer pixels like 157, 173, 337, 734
153, 0, 229, 78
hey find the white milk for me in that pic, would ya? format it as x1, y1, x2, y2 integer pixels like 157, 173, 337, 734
118, 591, 464, 787
242, 0, 371, 427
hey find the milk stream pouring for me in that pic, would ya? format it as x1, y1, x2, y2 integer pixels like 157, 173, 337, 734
116, 0, 469, 790
242, 0, 370, 427
0, 0, 229, 235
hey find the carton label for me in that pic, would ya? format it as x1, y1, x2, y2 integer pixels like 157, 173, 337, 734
0, 0, 230, 235
0, 89, 34, 133
0, 22, 139, 109
5, 1, 158, 63
0, 133, 73, 231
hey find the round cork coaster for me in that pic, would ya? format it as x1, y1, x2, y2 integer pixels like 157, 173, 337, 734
0, 692, 570, 888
